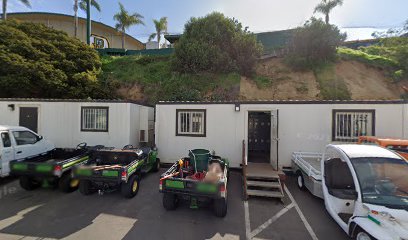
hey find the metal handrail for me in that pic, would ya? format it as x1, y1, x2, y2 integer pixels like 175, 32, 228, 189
242, 140, 248, 200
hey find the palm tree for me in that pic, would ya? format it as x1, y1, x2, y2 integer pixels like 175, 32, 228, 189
314, 0, 343, 24
149, 17, 168, 48
113, 2, 144, 49
2, 0, 31, 20
74, 0, 101, 37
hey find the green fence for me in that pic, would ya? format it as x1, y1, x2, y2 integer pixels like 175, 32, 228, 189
96, 48, 174, 56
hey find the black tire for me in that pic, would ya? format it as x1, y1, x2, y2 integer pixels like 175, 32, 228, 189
152, 158, 160, 172
296, 171, 306, 191
354, 227, 375, 240
19, 176, 40, 191
121, 174, 140, 198
214, 197, 228, 217
163, 193, 177, 210
79, 179, 95, 195
59, 173, 80, 193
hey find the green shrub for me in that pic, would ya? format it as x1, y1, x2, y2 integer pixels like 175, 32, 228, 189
314, 64, 351, 100
173, 12, 263, 76
0, 20, 113, 99
285, 17, 346, 70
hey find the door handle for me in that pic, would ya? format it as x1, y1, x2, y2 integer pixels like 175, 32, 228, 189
16, 151, 22, 154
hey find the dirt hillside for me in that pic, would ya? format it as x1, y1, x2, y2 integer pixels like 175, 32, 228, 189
240, 58, 404, 100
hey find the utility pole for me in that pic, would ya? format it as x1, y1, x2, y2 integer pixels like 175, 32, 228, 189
86, 0, 91, 45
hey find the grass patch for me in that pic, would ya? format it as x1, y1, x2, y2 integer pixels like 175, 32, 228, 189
337, 47, 399, 70
314, 64, 351, 100
101, 55, 241, 103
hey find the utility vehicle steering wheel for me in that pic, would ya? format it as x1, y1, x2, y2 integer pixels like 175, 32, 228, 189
77, 142, 87, 149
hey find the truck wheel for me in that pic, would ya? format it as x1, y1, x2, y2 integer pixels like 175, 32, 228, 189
354, 228, 374, 240
296, 171, 306, 191
121, 174, 140, 198
59, 173, 79, 193
163, 193, 178, 210
152, 158, 161, 172
214, 197, 228, 217
19, 176, 40, 191
79, 180, 95, 195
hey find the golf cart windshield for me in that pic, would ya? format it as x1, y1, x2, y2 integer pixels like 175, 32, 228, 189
351, 157, 408, 210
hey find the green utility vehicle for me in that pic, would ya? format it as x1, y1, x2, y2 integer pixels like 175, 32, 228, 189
10, 143, 96, 192
74, 145, 160, 198
159, 149, 229, 217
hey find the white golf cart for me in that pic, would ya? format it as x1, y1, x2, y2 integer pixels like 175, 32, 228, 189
293, 144, 408, 240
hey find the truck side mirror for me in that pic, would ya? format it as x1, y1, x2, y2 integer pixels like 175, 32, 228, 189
36, 135, 43, 142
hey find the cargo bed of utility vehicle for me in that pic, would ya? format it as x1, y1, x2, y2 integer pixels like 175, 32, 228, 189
74, 146, 160, 198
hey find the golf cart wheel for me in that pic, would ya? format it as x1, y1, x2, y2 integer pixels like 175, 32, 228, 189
214, 197, 227, 218
163, 193, 178, 210
79, 179, 95, 195
59, 172, 79, 193
19, 176, 40, 191
152, 158, 161, 172
354, 228, 374, 240
121, 174, 140, 198
296, 171, 306, 191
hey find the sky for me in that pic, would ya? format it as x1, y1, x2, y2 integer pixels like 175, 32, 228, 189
6, 0, 408, 42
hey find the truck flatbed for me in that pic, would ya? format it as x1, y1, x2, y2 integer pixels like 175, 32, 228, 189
291, 152, 323, 198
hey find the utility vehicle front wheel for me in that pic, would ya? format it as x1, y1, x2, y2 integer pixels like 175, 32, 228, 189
163, 193, 178, 210
152, 158, 161, 172
354, 228, 374, 240
79, 179, 95, 195
121, 174, 140, 198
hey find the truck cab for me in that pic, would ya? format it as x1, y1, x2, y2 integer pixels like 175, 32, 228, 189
322, 144, 408, 240
0, 125, 54, 177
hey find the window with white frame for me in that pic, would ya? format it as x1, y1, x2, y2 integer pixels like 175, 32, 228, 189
176, 109, 206, 137
332, 110, 375, 142
81, 107, 109, 132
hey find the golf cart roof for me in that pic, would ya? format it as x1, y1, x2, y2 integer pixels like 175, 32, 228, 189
332, 144, 401, 159
0, 125, 31, 131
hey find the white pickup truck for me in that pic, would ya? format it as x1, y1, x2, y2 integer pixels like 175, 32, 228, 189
292, 144, 408, 240
0, 125, 54, 177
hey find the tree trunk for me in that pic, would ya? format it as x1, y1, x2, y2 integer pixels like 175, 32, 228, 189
2, 0, 7, 21
122, 31, 125, 49
325, 13, 329, 24
157, 32, 161, 49
74, 0, 78, 37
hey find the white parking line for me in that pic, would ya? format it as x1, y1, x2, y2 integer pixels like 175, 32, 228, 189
284, 185, 319, 240
244, 201, 251, 240
250, 203, 294, 239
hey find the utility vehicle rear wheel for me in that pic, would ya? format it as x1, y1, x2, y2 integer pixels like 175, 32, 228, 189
163, 193, 177, 210
19, 176, 40, 191
59, 173, 79, 193
296, 171, 306, 190
121, 174, 140, 198
79, 180, 95, 195
214, 197, 227, 217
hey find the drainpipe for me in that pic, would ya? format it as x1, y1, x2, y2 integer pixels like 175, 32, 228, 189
86, 0, 91, 45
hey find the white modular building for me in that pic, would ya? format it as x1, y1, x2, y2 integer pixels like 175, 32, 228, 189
155, 100, 407, 169
0, 99, 154, 149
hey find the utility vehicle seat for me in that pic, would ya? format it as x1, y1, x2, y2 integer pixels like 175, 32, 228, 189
325, 158, 356, 199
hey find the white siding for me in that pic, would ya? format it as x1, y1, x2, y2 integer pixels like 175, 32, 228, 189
155, 103, 407, 168
0, 101, 153, 149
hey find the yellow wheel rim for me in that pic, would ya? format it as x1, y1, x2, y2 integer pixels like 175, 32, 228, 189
132, 180, 138, 192
70, 179, 80, 188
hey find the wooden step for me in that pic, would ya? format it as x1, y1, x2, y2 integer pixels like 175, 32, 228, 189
247, 180, 281, 188
247, 189, 284, 198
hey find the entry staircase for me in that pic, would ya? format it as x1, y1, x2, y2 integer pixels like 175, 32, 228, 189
242, 141, 284, 200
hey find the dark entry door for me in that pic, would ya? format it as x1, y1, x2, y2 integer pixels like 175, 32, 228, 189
19, 107, 38, 133
248, 112, 271, 163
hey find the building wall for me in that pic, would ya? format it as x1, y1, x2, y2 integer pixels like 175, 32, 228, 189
10, 14, 144, 50
155, 103, 406, 168
0, 101, 152, 149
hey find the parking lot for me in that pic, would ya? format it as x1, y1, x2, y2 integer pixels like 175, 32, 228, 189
0, 170, 348, 240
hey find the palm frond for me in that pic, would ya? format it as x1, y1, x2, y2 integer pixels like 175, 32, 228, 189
148, 33, 156, 42
19, 0, 31, 8
79, 0, 101, 12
